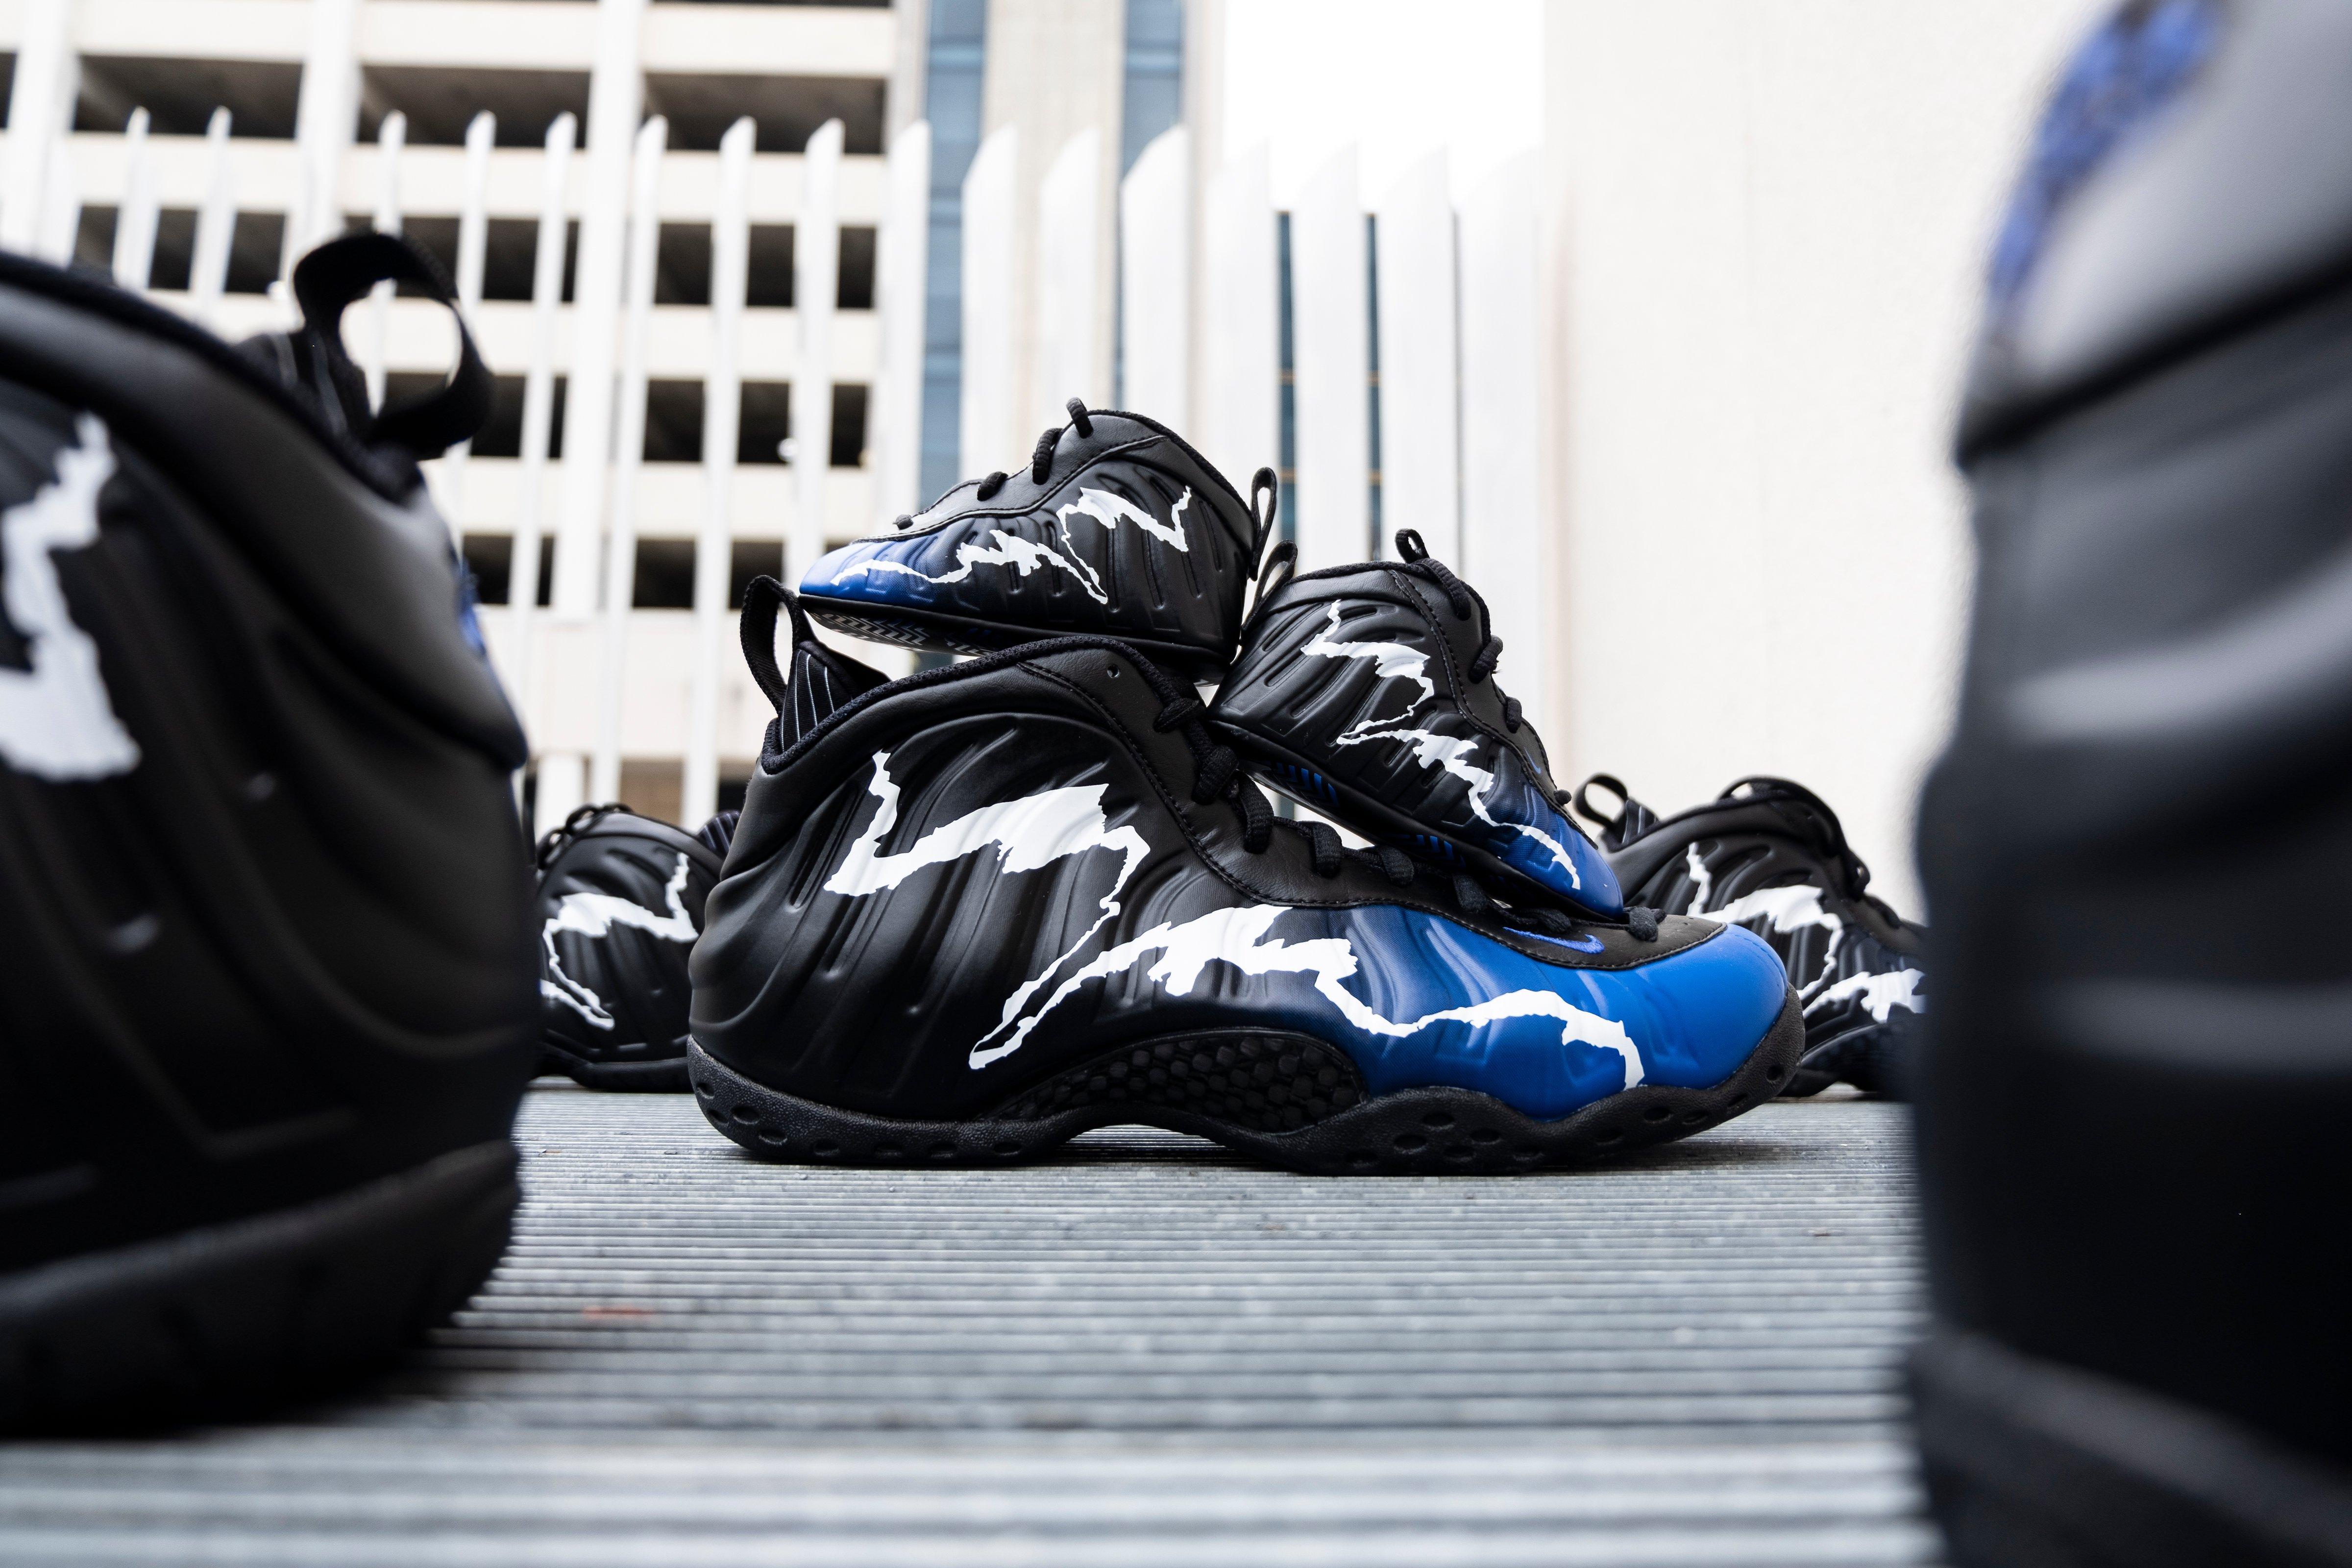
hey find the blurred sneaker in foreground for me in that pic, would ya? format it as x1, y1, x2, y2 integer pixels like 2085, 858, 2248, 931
1916, 1, 2352, 1562
797, 398, 1275, 678
685, 579, 1799, 1174
1574, 775, 1925, 1097
0, 233, 537, 1429
1210, 529, 1623, 923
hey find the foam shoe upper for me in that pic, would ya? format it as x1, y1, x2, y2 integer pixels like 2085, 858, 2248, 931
797, 401, 1275, 678
0, 234, 537, 1425
1210, 531, 1623, 921
686, 585, 1795, 1172
533, 805, 737, 1091
1578, 775, 1926, 1097
1915, 1, 2352, 1553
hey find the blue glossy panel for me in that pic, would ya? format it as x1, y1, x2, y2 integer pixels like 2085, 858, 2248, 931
1475, 765, 1626, 919
1314, 908, 1786, 1119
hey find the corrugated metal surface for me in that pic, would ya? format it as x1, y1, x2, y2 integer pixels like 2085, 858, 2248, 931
0, 1091, 1937, 1566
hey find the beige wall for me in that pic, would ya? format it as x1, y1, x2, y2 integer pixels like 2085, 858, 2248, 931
1542, 0, 2106, 911
980, 0, 1126, 432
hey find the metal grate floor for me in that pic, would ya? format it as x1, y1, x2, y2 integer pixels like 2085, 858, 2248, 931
0, 1089, 1938, 1566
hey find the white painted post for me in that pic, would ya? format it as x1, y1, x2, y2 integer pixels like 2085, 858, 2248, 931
958, 126, 1019, 478
792, 118, 843, 581
0, 0, 77, 255
553, 0, 649, 623
1374, 150, 1461, 563
1033, 128, 1102, 422
1200, 144, 1279, 511
1290, 146, 1370, 569
1120, 125, 1189, 422
683, 117, 754, 828
438, 110, 497, 531
362, 111, 407, 411
35, 140, 81, 265
1458, 150, 1548, 727
870, 119, 931, 530
189, 110, 239, 328
512, 112, 577, 823
113, 109, 159, 291
591, 114, 667, 809
285, 0, 362, 274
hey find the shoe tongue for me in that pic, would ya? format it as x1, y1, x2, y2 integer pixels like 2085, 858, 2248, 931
785, 599, 891, 745
696, 810, 741, 860
235, 328, 375, 443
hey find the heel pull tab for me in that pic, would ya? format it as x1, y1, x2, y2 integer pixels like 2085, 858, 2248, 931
286, 230, 492, 458
1393, 528, 1429, 564
738, 575, 791, 714
1244, 539, 1299, 631
1248, 467, 1280, 567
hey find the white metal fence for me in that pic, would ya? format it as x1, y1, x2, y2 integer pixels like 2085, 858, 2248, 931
1, 0, 1546, 832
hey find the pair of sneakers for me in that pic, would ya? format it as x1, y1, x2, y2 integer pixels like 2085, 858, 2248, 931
663, 402, 1805, 1173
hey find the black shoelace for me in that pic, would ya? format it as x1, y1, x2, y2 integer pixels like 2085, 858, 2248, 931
1145, 684, 1656, 942
1392, 529, 1525, 734
890, 398, 1098, 530
534, 803, 627, 872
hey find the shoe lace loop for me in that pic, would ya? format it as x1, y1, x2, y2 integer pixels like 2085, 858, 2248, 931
976, 398, 1096, 503
534, 802, 625, 872
1391, 529, 1515, 719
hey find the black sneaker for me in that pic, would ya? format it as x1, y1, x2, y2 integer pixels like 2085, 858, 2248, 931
533, 805, 735, 1091
684, 579, 1800, 1174
1572, 776, 1925, 1098
1915, 1, 2352, 1558
1209, 529, 1623, 922
0, 234, 536, 1428
796, 399, 1276, 678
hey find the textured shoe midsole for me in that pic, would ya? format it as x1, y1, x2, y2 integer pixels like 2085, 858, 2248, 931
688, 993, 1801, 1175
0, 1141, 519, 1428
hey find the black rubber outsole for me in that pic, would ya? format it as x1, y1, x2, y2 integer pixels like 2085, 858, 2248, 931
1911, 1330, 2352, 1568
800, 593, 1230, 681
0, 1141, 518, 1433
689, 991, 1802, 1176
540, 1043, 692, 1093
1213, 725, 1601, 919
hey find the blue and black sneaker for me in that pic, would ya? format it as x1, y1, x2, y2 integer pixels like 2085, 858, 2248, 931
797, 399, 1276, 679
1208, 530, 1623, 923
1573, 775, 1925, 1098
685, 581, 1800, 1174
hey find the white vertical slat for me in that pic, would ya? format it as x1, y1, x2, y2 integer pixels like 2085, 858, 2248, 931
591, 114, 667, 809
683, 117, 755, 828
958, 125, 1019, 477
113, 109, 159, 291
1458, 149, 1548, 729
1200, 144, 1279, 509
792, 117, 844, 581
1120, 124, 1189, 422
0, 0, 77, 255
1374, 150, 1461, 563
285, 0, 362, 272
1033, 128, 1102, 422
362, 111, 407, 411
870, 119, 931, 530
1290, 146, 1371, 569
512, 112, 577, 822
35, 140, 81, 265
437, 110, 497, 530
188, 110, 239, 328
552, 0, 649, 622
